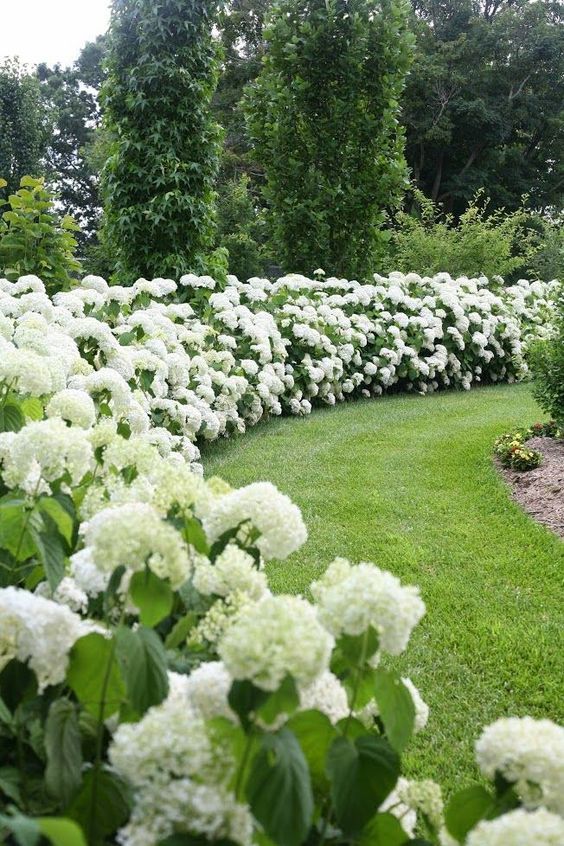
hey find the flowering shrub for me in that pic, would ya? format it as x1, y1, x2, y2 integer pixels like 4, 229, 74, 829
0, 270, 561, 845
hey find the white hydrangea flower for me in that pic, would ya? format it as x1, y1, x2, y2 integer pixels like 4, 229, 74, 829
202, 482, 307, 560
34, 576, 89, 614
46, 388, 96, 429
183, 661, 236, 722
193, 544, 268, 601
311, 558, 425, 654
79, 502, 190, 589
219, 594, 333, 692
299, 671, 349, 724
398, 779, 444, 831
466, 808, 564, 846
0, 587, 91, 691
475, 717, 564, 815
109, 692, 252, 846
0, 418, 93, 494
379, 777, 417, 837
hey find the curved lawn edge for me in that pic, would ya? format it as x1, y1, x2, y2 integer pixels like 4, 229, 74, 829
203, 383, 564, 788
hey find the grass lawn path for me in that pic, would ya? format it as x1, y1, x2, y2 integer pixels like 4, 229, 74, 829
203, 384, 564, 788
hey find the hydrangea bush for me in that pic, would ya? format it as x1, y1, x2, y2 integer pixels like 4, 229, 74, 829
0, 270, 562, 845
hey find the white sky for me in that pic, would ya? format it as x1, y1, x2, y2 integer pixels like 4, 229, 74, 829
0, 0, 112, 68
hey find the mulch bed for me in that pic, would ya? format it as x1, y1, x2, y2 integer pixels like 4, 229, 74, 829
496, 437, 564, 538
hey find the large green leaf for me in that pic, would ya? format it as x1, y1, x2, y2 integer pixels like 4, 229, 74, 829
0, 812, 39, 846
287, 709, 337, 790
67, 768, 131, 845
37, 818, 87, 846
246, 728, 314, 846
29, 509, 66, 591
66, 633, 125, 718
115, 626, 169, 715
445, 786, 496, 841
372, 670, 415, 753
360, 812, 410, 846
0, 497, 36, 561
228, 679, 268, 731
257, 675, 299, 726
129, 569, 173, 627
45, 699, 83, 804
0, 401, 25, 432
38, 495, 75, 547
326, 735, 400, 835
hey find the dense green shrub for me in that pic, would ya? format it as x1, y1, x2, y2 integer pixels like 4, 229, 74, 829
525, 214, 564, 283
246, 0, 413, 279
386, 190, 537, 281
100, 0, 223, 283
0, 176, 80, 293
216, 174, 266, 280
530, 284, 564, 426
0, 59, 46, 196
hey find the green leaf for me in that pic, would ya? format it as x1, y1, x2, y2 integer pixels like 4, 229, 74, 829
246, 728, 313, 846
67, 633, 125, 718
0, 498, 35, 560
45, 699, 83, 804
37, 818, 87, 846
29, 509, 66, 591
0, 766, 22, 803
115, 626, 169, 715
38, 496, 75, 547
228, 679, 268, 731
67, 767, 131, 844
184, 516, 209, 555
165, 612, 197, 649
445, 786, 496, 841
0, 813, 39, 846
21, 396, 44, 421
257, 675, 299, 726
326, 735, 400, 835
287, 709, 337, 789
129, 569, 173, 627
360, 812, 410, 846
0, 401, 25, 432
372, 670, 415, 753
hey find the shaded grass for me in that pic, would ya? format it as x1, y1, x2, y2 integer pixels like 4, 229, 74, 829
202, 384, 564, 789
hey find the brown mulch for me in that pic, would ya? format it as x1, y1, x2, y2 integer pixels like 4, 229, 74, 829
496, 437, 564, 538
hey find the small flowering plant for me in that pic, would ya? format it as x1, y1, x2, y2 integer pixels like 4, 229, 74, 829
493, 427, 543, 470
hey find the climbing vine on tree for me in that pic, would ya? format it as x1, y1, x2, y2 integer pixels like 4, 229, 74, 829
100, 0, 223, 283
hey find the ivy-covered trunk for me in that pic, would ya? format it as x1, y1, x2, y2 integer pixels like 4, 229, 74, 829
100, 0, 223, 283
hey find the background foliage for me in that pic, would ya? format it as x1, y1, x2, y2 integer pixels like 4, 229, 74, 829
246, 0, 413, 278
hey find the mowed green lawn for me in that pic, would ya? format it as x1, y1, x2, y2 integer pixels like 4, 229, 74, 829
202, 384, 564, 790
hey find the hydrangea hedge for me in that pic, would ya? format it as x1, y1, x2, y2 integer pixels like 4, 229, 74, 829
0, 271, 562, 846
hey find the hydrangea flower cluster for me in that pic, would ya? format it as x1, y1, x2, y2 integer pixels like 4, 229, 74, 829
475, 717, 564, 816
0, 587, 92, 691
109, 687, 253, 846
311, 557, 425, 654
0, 272, 556, 478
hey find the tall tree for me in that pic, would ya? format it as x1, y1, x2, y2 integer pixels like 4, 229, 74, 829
403, 0, 564, 215
101, 0, 223, 282
247, 0, 413, 278
0, 59, 46, 195
37, 36, 107, 255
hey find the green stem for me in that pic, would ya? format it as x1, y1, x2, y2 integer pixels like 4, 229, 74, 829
234, 728, 255, 801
